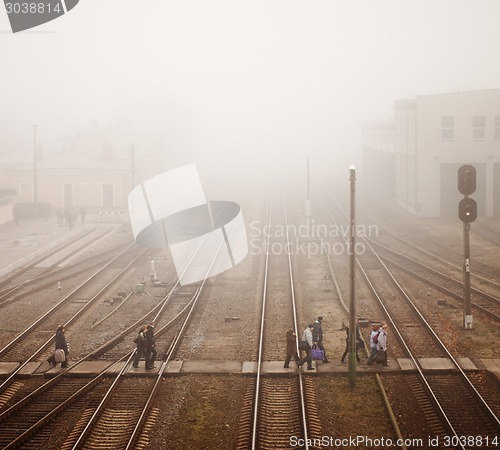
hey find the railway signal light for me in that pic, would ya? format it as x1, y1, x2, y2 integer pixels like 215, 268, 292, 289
458, 165, 476, 196
458, 198, 477, 223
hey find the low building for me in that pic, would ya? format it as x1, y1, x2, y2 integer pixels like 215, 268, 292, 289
394, 89, 500, 218
5, 152, 131, 213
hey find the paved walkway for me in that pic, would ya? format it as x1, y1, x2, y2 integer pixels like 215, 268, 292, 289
0, 217, 87, 278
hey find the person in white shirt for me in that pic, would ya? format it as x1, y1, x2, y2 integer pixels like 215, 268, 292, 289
376, 323, 388, 366
297, 324, 315, 370
367, 323, 381, 366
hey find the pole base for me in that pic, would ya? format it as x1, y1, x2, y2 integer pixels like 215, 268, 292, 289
464, 314, 473, 329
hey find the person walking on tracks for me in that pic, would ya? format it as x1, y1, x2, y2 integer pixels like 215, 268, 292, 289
132, 325, 147, 368
297, 324, 315, 370
376, 323, 388, 366
284, 328, 299, 368
145, 324, 157, 369
340, 318, 363, 363
367, 323, 381, 366
47, 325, 69, 368
312, 316, 329, 363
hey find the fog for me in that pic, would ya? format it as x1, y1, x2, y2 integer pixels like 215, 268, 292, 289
1, 1, 500, 190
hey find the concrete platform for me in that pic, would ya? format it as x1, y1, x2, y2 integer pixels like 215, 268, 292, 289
242, 361, 258, 374
165, 360, 183, 373
419, 358, 456, 370
480, 358, 500, 371
5, 358, 499, 377
0, 362, 20, 376
180, 360, 242, 374
18, 362, 44, 376
397, 358, 417, 371
456, 357, 477, 370
0, 218, 87, 279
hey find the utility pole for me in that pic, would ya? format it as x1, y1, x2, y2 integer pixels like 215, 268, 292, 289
305, 157, 311, 230
348, 166, 356, 387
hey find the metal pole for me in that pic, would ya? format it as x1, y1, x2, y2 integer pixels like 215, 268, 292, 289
32, 125, 39, 219
348, 166, 356, 387
463, 222, 473, 329
305, 157, 311, 227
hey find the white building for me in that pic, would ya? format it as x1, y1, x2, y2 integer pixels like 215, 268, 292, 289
394, 89, 500, 218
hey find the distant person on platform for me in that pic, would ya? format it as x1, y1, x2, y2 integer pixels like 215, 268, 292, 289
297, 323, 315, 370
284, 328, 299, 368
79, 207, 86, 224
312, 316, 329, 363
145, 324, 157, 370
47, 325, 69, 368
340, 318, 363, 363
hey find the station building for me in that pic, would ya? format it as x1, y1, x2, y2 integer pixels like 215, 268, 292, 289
4, 152, 130, 214
363, 89, 500, 218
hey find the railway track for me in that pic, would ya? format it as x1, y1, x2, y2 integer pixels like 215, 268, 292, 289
319, 191, 500, 449
236, 199, 321, 450
0, 235, 217, 448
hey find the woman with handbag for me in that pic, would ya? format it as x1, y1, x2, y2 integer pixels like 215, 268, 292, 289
47, 325, 69, 368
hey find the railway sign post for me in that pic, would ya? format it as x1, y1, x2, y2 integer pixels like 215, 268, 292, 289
348, 166, 357, 387
457, 165, 477, 329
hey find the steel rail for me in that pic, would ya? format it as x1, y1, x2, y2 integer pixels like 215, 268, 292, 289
73, 222, 228, 449
0, 242, 141, 393
320, 191, 500, 443
250, 200, 272, 450
250, 197, 311, 450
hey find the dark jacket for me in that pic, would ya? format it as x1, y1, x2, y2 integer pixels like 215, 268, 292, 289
55, 330, 69, 354
145, 326, 155, 347
312, 321, 323, 342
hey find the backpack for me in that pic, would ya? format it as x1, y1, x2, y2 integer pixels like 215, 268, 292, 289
373, 331, 380, 344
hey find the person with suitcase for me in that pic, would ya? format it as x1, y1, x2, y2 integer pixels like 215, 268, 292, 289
47, 325, 69, 368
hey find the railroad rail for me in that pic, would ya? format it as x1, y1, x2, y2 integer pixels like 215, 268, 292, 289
236, 199, 321, 450
319, 191, 500, 449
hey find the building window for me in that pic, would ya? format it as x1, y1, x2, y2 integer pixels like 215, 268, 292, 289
472, 116, 485, 140
441, 116, 454, 141
495, 116, 500, 140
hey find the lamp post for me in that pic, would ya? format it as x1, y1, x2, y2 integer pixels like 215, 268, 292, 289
348, 165, 357, 388
32, 124, 39, 219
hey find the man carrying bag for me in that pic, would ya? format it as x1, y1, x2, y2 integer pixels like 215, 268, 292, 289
297, 324, 315, 370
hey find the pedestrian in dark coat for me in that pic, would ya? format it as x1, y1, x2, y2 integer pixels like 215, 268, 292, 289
284, 328, 299, 368
312, 316, 329, 363
132, 325, 146, 368
340, 319, 363, 363
47, 325, 69, 368
145, 324, 157, 369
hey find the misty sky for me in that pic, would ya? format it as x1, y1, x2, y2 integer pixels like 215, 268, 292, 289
1, 1, 500, 177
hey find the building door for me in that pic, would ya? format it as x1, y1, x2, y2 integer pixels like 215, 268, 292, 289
102, 184, 114, 208
64, 184, 73, 209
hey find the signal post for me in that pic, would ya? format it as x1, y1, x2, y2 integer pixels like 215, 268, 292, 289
457, 165, 477, 329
